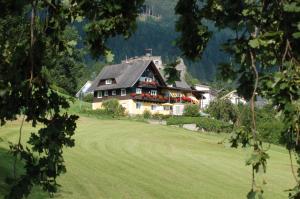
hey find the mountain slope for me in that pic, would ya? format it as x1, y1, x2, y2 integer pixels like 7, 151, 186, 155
107, 0, 232, 82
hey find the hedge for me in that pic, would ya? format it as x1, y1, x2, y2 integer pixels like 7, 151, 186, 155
166, 116, 233, 133
196, 117, 233, 133
166, 117, 200, 126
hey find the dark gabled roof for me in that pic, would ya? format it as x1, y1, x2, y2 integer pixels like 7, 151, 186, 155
88, 60, 166, 91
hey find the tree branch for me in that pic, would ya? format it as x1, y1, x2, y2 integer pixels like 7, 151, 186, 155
13, 115, 25, 179
30, 1, 37, 84
250, 50, 258, 141
42, 0, 56, 10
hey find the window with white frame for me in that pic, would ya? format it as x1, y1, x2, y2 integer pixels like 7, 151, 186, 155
136, 88, 142, 94
112, 90, 116, 96
104, 90, 108, 96
136, 102, 142, 109
121, 89, 126, 96
97, 91, 102, 98
150, 90, 157, 96
105, 79, 112, 85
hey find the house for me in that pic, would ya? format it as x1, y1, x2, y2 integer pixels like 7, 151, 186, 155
220, 90, 247, 105
193, 84, 218, 109
75, 80, 93, 98
193, 84, 248, 108
88, 59, 201, 115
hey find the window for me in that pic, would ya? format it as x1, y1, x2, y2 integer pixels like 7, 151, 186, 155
145, 77, 152, 82
112, 90, 116, 96
136, 102, 142, 109
136, 88, 142, 94
164, 106, 170, 111
97, 91, 102, 98
235, 97, 241, 105
151, 105, 157, 111
150, 90, 157, 96
121, 89, 126, 96
104, 90, 108, 96
105, 79, 112, 85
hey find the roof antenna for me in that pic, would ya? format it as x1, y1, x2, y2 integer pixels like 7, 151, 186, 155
145, 48, 152, 56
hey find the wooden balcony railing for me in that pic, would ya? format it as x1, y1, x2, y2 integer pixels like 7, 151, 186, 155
137, 81, 159, 88
131, 93, 168, 103
130, 93, 194, 104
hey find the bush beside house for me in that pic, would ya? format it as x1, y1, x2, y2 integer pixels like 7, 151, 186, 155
82, 93, 94, 103
183, 104, 200, 117
102, 99, 125, 117
143, 109, 152, 119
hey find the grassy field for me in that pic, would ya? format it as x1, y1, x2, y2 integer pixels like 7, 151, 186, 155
0, 117, 296, 199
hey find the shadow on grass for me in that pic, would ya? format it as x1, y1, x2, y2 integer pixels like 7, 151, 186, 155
0, 147, 48, 199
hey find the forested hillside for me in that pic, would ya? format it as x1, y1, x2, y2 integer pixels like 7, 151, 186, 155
107, 0, 232, 82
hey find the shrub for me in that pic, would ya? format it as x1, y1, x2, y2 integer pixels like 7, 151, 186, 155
151, 113, 170, 120
205, 99, 238, 122
256, 105, 284, 144
166, 117, 199, 125
79, 108, 113, 119
257, 119, 284, 144
143, 109, 152, 119
183, 104, 200, 117
236, 104, 285, 144
196, 117, 233, 133
166, 116, 233, 133
102, 99, 125, 117
82, 93, 93, 103
152, 112, 163, 120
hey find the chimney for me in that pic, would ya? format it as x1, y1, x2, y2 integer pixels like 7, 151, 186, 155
145, 48, 152, 56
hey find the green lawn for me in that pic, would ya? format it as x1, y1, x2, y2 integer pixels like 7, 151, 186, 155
0, 117, 296, 199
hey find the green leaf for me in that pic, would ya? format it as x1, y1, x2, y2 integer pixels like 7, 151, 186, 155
284, 2, 300, 12
105, 50, 114, 63
247, 190, 256, 199
292, 32, 300, 39
62, 0, 71, 8
67, 40, 77, 47
249, 39, 260, 48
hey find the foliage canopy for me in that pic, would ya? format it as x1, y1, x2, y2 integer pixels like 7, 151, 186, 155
175, 0, 300, 198
0, 0, 144, 198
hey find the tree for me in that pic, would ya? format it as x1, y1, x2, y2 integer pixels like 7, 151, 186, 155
175, 0, 300, 198
0, 0, 144, 198
47, 26, 87, 95
205, 99, 238, 122
184, 72, 200, 86
163, 59, 181, 84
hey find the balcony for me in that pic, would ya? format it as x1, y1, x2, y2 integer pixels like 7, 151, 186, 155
131, 93, 168, 103
130, 93, 194, 104
137, 81, 159, 88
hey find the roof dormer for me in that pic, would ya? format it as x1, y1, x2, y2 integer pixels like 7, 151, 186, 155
97, 78, 116, 87
105, 79, 113, 85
